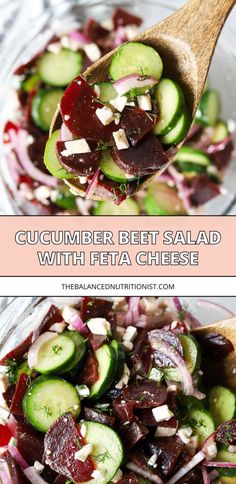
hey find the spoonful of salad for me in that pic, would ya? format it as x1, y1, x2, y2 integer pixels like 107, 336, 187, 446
45, 0, 235, 203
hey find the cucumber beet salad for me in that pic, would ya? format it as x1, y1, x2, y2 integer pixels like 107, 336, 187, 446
3, 8, 235, 215
1, 297, 236, 483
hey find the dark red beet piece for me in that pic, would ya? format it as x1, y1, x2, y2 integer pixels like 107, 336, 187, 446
56, 141, 100, 177
122, 380, 167, 408
190, 175, 221, 206
2, 385, 15, 408
84, 19, 110, 42
112, 133, 169, 176
0, 334, 33, 365
121, 107, 156, 146
4, 451, 28, 484
113, 7, 142, 28
80, 297, 113, 321
145, 437, 184, 477
0, 424, 12, 446
10, 374, 29, 417
150, 329, 183, 368
196, 332, 234, 360
39, 304, 64, 333
118, 472, 139, 484
61, 76, 116, 141
113, 396, 134, 424
88, 334, 107, 351
76, 350, 99, 385
16, 427, 44, 465
83, 407, 115, 426
120, 419, 148, 449
44, 413, 94, 482
210, 137, 234, 170
215, 419, 236, 445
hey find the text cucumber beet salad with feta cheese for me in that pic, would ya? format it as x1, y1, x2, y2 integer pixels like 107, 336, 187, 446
1, 297, 236, 483
3, 8, 235, 215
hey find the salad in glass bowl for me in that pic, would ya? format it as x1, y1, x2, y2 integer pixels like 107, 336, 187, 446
2, 6, 235, 215
1, 296, 236, 483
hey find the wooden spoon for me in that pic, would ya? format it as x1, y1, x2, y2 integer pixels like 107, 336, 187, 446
192, 316, 236, 390
51, 0, 235, 200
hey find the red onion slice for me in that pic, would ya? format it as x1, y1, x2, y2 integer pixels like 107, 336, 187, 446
202, 466, 211, 484
114, 26, 127, 47
114, 74, 158, 96
0, 462, 13, 484
85, 168, 101, 198
166, 450, 205, 484
28, 331, 57, 368
70, 312, 89, 335
197, 299, 233, 318
126, 462, 163, 483
60, 123, 73, 142
168, 165, 193, 213
69, 31, 89, 44
6, 415, 17, 438
8, 445, 28, 469
124, 297, 141, 325
23, 467, 49, 483
205, 461, 236, 468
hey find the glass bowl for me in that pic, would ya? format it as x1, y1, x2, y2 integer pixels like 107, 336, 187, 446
0, 296, 236, 361
0, 0, 235, 215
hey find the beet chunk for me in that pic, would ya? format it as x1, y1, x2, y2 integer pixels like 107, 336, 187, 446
216, 419, 236, 445
80, 297, 113, 321
112, 133, 169, 176
113, 396, 134, 424
190, 174, 221, 206
121, 107, 156, 146
118, 472, 139, 484
39, 304, 63, 333
57, 141, 100, 176
113, 7, 142, 28
88, 334, 107, 351
122, 380, 167, 408
10, 374, 29, 417
84, 19, 110, 43
44, 413, 94, 482
145, 437, 184, 477
120, 419, 148, 449
83, 407, 115, 427
4, 450, 28, 484
196, 332, 233, 360
76, 349, 99, 386
0, 334, 33, 365
61, 76, 116, 141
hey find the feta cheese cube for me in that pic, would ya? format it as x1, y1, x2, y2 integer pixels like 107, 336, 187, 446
205, 442, 217, 459
93, 84, 101, 97
91, 469, 104, 480
114, 112, 121, 125
76, 385, 90, 399
84, 43, 101, 62
96, 106, 114, 126
125, 24, 140, 41
138, 94, 152, 111
123, 326, 138, 343
155, 425, 177, 437
47, 42, 62, 54
49, 322, 67, 333
228, 445, 236, 454
122, 340, 133, 352
113, 129, 129, 150
34, 461, 44, 474
112, 297, 128, 312
61, 139, 91, 156
147, 454, 158, 467
110, 96, 128, 112
80, 422, 87, 438
148, 368, 163, 383
34, 185, 51, 203
87, 317, 111, 335
152, 405, 174, 423
61, 305, 79, 324
111, 469, 123, 482
115, 364, 130, 389
79, 176, 87, 185
177, 426, 193, 444
75, 443, 93, 462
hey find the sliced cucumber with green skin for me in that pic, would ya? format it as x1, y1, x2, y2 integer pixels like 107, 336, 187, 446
23, 376, 80, 432
218, 477, 236, 484
44, 129, 74, 179
188, 407, 215, 445
211, 120, 228, 143
22, 74, 40, 93
111, 340, 126, 383
218, 468, 236, 479
209, 386, 236, 427
82, 421, 124, 484
160, 107, 191, 145
174, 146, 211, 166
90, 344, 117, 400
52, 187, 77, 210
153, 79, 185, 136
100, 151, 136, 183
165, 335, 200, 382
110, 42, 163, 81
144, 182, 186, 216
58, 331, 86, 375
176, 161, 207, 175
195, 89, 221, 127
95, 82, 118, 102
216, 448, 236, 464
32, 89, 64, 131
34, 334, 76, 374
16, 360, 32, 381
38, 49, 83, 87
93, 198, 140, 216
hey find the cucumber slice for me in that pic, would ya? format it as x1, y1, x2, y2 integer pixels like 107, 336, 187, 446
165, 335, 200, 382
216, 448, 236, 464
90, 344, 117, 400
209, 386, 236, 427
195, 89, 221, 127
82, 421, 124, 483
44, 129, 74, 179
22, 74, 40, 93
188, 407, 215, 445
176, 162, 207, 176
218, 468, 236, 479
32, 89, 64, 131
144, 182, 186, 216
160, 107, 191, 145
23, 376, 80, 432
59, 331, 86, 375
16, 360, 32, 381
95, 82, 117, 102
110, 42, 163, 81
111, 340, 126, 383
100, 151, 136, 183
93, 199, 140, 216
174, 146, 211, 166
34, 334, 76, 374
153, 79, 185, 136
52, 186, 77, 210
38, 49, 83, 87
218, 477, 236, 484
212, 120, 228, 143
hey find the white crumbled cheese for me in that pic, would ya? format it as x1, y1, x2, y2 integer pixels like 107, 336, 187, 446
114, 112, 121, 125
167, 382, 180, 393
148, 368, 163, 383
228, 445, 236, 454
122, 340, 133, 352
19, 183, 34, 201
46, 449, 51, 455
155, 424, 177, 437
75, 443, 93, 462
140, 297, 159, 314
0, 405, 10, 424
152, 405, 174, 423
80, 423, 87, 438
115, 364, 130, 389
34, 185, 51, 203
125, 24, 140, 40
61, 139, 91, 156
138, 94, 152, 111
91, 469, 104, 480
96, 106, 114, 126
47, 42, 62, 54
87, 317, 111, 335
111, 469, 123, 482
49, 322, 66, 333
113, 129, 129, 150
126, 101, 135, 107
177, 426, 193, 444
61, 35, 81, 51
123, 325, 138, 343
101, 19, 113, 31
110, 95, 128, 112
207, 165, 218, 175
147, 454, 158, 467
94, 84, 101, 97
26, 134, 34, 146
64, 114, 70, 121
76, 385, 90, 399
79, 176, 87, 185
112, 297, 128, 312
84, 43, 101, 62
62, 304, 78, 323
205, 442, 218, 459
34, 461, 44, 474
228, 119, 236, 133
